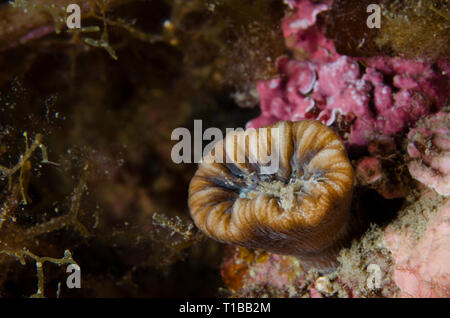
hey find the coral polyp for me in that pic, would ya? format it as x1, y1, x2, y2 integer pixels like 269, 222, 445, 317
188, 120, 355, 270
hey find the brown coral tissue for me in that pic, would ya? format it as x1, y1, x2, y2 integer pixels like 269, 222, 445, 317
188, 120, 356, 270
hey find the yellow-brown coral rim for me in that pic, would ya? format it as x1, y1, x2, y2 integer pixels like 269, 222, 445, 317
188, 120, 355, 270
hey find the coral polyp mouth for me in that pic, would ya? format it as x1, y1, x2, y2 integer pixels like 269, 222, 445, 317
241, 174, 326, 213
188, 120, 355, 270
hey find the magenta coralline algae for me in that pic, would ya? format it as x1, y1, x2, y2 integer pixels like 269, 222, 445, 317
247, 0, 448, 149
385, 196, 450, 297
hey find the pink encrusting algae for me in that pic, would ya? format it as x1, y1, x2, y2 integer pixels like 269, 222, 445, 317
407, 112, 450, 197
247, 0, 448, 149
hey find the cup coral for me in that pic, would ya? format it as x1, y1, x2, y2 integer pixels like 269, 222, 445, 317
188, 120, 355, 270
